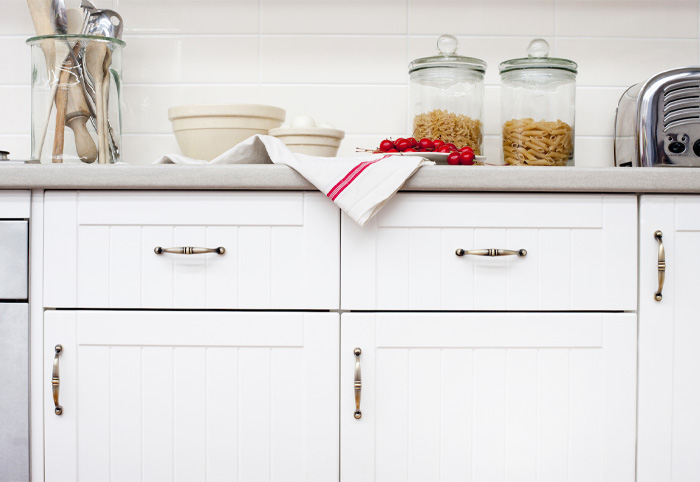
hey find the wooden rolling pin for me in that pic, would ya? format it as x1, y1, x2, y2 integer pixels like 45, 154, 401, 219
65, 80, 98, 164
85, 41, 109, 164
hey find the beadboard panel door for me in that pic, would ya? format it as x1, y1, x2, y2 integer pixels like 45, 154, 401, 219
341, 312, 637, 482
638, 195, 700, 482
341, 193, 637, 311
44, 310, 339, 482
43, 191, 339, 309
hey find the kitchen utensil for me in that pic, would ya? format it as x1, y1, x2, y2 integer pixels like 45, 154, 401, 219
81, 7, 123, 39
408, 34, 486, 154
269, 126, 345, 157
27, 0, 58, 157
51, 59, 71, 162
65, 74, 97, 163
168, 104, 286, 161
84, 40, 109, 163
499, 39, 578, 166
614, 67, 700, 167
50, 0, 66, 34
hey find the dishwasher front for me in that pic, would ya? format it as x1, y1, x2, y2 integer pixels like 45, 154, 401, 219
0, 220, 29, 482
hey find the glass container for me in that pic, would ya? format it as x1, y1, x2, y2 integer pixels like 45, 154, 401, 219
499, 39, 577, 166
27, 35, 124, 164
408, 34, 486, 154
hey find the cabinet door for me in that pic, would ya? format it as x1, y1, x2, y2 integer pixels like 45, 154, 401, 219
341, 313, 636, 482
638, 195, 700, 481
45, 311, 339, 482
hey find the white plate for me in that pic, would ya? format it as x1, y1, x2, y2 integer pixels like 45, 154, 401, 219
388, 151, 487, 164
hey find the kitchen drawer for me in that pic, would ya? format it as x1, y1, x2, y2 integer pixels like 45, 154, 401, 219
342, 193, 637, 311
44, 191, 339, 309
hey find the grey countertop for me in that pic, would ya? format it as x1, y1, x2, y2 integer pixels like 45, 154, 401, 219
2, 163, 700, 192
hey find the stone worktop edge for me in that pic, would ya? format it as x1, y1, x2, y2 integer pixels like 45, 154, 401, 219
1, 164, 700, 193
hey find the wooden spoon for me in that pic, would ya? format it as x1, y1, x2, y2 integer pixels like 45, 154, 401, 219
51, 59, 71, 163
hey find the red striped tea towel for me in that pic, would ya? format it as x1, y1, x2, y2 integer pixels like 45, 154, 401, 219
156, 135, 433, 226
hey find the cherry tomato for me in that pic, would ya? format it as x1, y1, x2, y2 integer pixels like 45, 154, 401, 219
395, 139, 411, 151
459, 150, 475, 165
419, 138, 435, 150
436, 145, 452, 153
447, 152, 461, 165
387, 148, 399, 152
403, 148, 416, 153
407, 137, 418, 148
433, 139, 445, 149
444, 143, 457, 152
460, 146, 474, 153
379, 139, 394, 152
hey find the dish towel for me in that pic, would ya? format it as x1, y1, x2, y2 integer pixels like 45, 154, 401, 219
155, 135, 433, 226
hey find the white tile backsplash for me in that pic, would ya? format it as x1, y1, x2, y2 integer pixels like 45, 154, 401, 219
260, 36, 406, 84
4, 0, 700, 167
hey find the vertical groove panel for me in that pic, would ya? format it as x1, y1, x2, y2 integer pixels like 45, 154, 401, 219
375, 348, 408, 482
109, 226, 142, 308
142, 347, 174, 482
206, 347, 238, 481
239, 348, 271, 481
204, 226, 238, 308
537, 349, 569, 481
440, 349, 473, 482
76, 346, 110, 481
110, 346, 142, 482
173, 347, 206, 481
376, 229, 410, 309
504, 349, 538, 481
473, 349, 506, 482
141, 226, 175, 308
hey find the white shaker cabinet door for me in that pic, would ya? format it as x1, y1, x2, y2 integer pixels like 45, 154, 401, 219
44, 310, 339, 482
638, 195, 700, 482
341, 313, 637, 482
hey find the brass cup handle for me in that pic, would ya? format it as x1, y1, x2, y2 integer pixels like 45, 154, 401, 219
655, 230, 665, 301
154, 246, 225, 255
52, 345, 63, 416
353, 348, 362, 420
455, 248, 527, 257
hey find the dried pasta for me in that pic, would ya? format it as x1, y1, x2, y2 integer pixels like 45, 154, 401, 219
413, 109, 482, 155
502, 118, 573, 166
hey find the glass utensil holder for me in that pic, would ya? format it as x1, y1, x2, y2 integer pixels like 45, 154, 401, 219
27, 35, 124, 164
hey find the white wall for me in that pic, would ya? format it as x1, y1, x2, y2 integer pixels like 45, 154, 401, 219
1, 0, 698, 166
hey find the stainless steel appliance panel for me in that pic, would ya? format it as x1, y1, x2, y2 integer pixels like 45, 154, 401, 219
0, 221, 28, 300
0, 302, 29, 482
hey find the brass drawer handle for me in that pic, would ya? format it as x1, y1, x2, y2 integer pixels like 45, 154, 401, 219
354, 348, 362, 420
154, 246, 225, 255
52, 345, 63, 416
455, 248, 527, 257
655, 230, 665, 301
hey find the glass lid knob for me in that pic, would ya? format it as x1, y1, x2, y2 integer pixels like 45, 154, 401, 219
437, 34, 458, 55
526, 38, 549, 58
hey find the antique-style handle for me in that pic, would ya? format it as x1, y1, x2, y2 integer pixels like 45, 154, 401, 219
455, 248, 527, 257
354, 348, 362, 420
52, 345, 63, 416
655, 230, 665, 301
154, 246, 225, 255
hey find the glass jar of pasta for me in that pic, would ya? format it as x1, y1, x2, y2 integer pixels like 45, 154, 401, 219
408, 34, 486, 154
499, 39, 577, 166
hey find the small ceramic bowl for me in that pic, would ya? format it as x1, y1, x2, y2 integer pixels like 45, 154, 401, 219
168, 104, 285, 160
269, 127, 345, 157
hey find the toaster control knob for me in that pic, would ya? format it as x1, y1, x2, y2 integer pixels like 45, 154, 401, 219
669, 141, 686, 154
694, 140, 700, 157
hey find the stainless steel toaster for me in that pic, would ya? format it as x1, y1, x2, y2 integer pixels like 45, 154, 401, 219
614, 67, 700, 167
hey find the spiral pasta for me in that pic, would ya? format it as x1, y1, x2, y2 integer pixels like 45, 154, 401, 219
413, 109, 482, 155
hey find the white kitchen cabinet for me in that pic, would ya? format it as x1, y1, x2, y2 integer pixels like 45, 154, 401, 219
44, 310, 339, 482
638, 195, 700, 482
341, 312, 637, 482
43, 191, 339, 310
342, 193, 637, 311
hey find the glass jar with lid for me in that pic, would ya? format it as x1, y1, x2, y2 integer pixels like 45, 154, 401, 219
408, 34, 486, 154
499, 39, 577, 166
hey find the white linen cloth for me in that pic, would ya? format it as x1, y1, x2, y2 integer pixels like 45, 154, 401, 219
155, 135, 433, 226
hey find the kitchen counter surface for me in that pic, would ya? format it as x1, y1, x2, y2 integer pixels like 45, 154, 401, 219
2, 163, 700, 192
